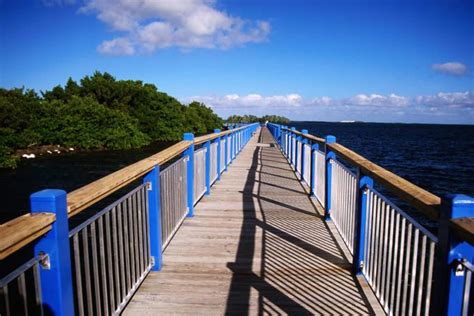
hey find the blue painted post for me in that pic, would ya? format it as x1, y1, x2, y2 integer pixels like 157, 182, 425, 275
31, 190, 75, 315
290, 127, 296, 166
183, 133, 194, 217
286, 126, 290, 157
144, 166, 162, 270
436, 194, 474, 315
324, 135, 336, 220
204, 139, 211, 195
353, 173, 374, 274
310, 143, 319, 196
224, 133, 229, 171
213, 129, 221, 180
278, 125, 282, 145
300, 129, 308, 181
295, 133, 302, 173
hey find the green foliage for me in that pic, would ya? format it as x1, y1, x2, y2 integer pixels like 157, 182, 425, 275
226, 114, 290, 124
0, 72, 224, 168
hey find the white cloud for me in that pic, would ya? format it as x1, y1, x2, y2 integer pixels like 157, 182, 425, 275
185, 92, 474, 122
415, 92, 474, 109
191, 93, 304, 108
78, 0, 270, 55
432, 62, 469, 76
97, 37, 135, 55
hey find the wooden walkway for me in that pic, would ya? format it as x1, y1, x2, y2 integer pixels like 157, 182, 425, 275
124, 128, 382, 315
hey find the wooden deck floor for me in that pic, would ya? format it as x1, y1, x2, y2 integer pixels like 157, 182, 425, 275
124, 128, 382, 315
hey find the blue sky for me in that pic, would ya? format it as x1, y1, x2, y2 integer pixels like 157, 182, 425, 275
1, 0, 473, 124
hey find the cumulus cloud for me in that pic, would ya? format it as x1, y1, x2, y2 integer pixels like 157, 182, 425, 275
77, 0, 270, 55
192, 93, 304, 108
432, 62, 469, 76
187, 91, 474, 111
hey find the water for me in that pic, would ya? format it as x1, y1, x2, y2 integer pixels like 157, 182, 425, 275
0, 141, 174, 224
1, 122, 473, 224
291, 121, 474, 198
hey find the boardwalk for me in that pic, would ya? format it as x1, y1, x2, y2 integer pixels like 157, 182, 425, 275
124, 128, 381, 315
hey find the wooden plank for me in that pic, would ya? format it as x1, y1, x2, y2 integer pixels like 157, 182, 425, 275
451, 217, 474, 245
0, 213, 55, 260
328, 142, 441, 220
67, 140, 192, 217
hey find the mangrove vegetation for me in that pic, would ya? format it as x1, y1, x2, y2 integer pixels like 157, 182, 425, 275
0, 72, 223, 168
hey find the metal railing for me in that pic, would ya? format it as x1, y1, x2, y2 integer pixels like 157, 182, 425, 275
330, 159, 357, 254
69, 184, 151, 315
160, 157, 188, 250
0, 256, 43, 316
363, 188, 437, 315
266, 122, 474, 316
1, 123, 259, 316
193, 148, 207, 205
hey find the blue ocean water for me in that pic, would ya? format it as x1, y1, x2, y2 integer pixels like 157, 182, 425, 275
290, 121, 474, 198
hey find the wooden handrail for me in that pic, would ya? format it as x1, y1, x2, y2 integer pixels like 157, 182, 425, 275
451, 218, 474, 245
0, 124, 259, 259
0, 213, 55, 260
280, 125, 441, 219
327, 142, 441, 220
194, 125, 254, 145
280, 127, 325, 145
67, 140, 192, 217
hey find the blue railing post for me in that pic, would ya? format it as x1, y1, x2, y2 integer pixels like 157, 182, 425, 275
183, 133, 194, 217
214, 129, 221, 180
204, 139, 211, 195
144, 165, 162, 271
31, 189, 75, 315
277, 125, 282, 145
290, 127, 296, 166
310, 143, 319, 196
300, 129, 308, 181
353, 173, 374, 275
324, 135, 336, 220
436, 194, 474, 315
224, 133, 229, 171
284, 126, 289, 157
295, 133, 302, 174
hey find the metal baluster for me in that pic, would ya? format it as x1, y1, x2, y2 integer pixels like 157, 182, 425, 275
128, 197, 136, 286
137, 188, 144, 274
424, 241, 435, 316
33, 263, 43, 316
395, 217, 407, 315
18, 273, 28, 316
384, 205, 394, 312
91, 222, 102, 316
82, 228, 94, 316
381, 203, 390, 305
408, 228, 420, 315
122, 201, 131, 292
2, 285, 11, 316
415, 234, 427, 316
98, 216, 109, 316
401, 223, 413, 316
105, 212, 115, 312
111, 207, 121, 311
389, 212, 401, 312
117, 204, 126, 301
73, 234, 84, 316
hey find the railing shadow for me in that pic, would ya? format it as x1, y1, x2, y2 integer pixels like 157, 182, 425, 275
225, 128, 376, 315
